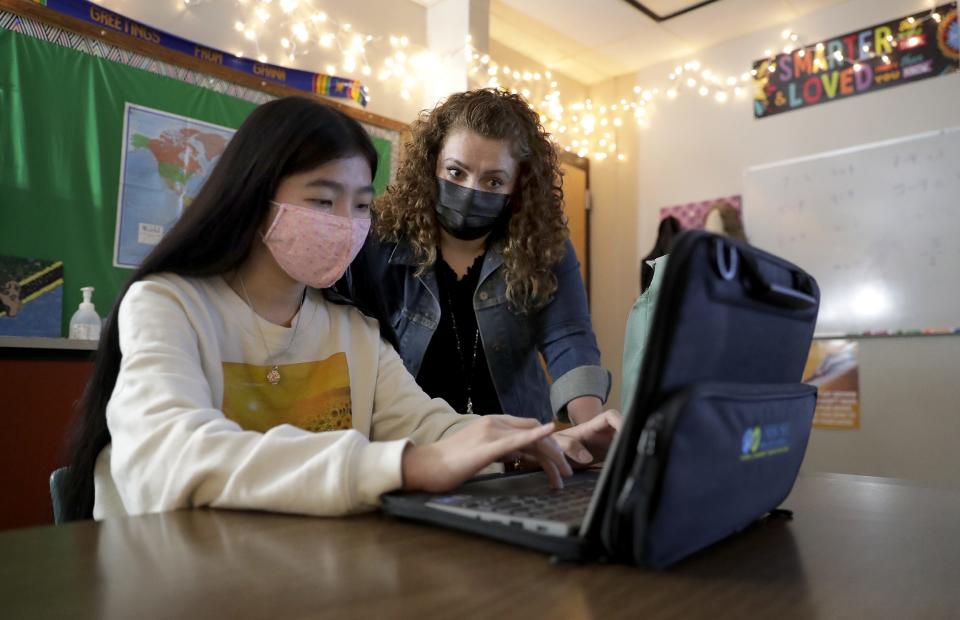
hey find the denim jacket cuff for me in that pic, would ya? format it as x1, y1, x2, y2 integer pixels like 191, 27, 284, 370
549, 365, 612, 420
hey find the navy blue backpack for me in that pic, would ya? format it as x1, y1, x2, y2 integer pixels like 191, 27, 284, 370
593, 230, 820, 568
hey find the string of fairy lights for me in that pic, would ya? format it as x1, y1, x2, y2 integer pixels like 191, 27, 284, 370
468, 5, 948, 162
174, 0, 950, 162
179, 0, 445, 103
467, 45, 754, 161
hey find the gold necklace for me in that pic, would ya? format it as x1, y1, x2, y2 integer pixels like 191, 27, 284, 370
237, 274, 305, 385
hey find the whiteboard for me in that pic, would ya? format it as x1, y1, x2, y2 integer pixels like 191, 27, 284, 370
744, 128, 960, 337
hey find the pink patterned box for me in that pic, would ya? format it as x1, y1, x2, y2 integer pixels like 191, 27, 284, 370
659, 195, 742, 229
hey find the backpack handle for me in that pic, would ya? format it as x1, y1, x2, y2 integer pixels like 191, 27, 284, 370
715, 239, 818, 310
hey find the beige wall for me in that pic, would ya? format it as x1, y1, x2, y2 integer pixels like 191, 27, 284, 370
588, 0, 960, 485
584, 76, 641, 413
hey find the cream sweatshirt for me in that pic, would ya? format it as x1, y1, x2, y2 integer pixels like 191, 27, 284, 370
93, 273, 478, 519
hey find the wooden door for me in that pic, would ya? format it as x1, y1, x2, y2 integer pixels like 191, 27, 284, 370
559, 160, 590, 302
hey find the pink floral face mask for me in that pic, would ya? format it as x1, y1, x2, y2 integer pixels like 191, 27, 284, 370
261, 201, 370, 289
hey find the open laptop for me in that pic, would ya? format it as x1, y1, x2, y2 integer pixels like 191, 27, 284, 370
381, 230, 819, 561
379, 248, 661, 561
381, 465, 616, 560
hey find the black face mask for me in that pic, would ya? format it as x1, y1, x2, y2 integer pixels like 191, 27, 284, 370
434, 177, 511, 241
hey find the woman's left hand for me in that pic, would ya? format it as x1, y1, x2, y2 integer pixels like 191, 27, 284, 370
506, 431, 578, 489
553, 409, 623, 466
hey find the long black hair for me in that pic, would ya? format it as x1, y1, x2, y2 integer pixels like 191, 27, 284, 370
61, 96, 380, 520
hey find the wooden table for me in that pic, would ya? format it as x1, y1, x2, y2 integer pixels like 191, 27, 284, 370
2, 473, 958, 619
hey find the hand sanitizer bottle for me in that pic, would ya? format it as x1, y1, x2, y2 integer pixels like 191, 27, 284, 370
69, 287, 101, 340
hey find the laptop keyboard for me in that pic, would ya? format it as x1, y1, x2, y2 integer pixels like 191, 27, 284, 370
429, 476, 596, 523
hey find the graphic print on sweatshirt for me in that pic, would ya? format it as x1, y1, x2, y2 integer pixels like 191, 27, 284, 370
221, 352, 353, 432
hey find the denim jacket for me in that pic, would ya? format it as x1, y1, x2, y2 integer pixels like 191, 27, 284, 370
352, 237, 611, 422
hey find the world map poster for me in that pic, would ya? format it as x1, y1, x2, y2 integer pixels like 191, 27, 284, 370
113, 103, 235, 268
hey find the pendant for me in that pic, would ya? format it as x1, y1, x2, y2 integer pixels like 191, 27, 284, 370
266, 365, 281, 385
466, 397, 473, 415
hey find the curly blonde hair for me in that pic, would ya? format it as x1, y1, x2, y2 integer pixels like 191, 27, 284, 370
374, 88, 568, 313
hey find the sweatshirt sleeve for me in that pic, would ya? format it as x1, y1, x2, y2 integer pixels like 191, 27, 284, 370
106, 280, 410, 517
369, 335, 480, 444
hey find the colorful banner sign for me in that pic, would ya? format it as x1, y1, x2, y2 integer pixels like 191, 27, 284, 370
31, 0, 368, 106
753, 3, 958, 118
803, 340, 861, 430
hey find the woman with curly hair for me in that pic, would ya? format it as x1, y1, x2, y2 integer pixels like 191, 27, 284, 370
352, 88, 611, 425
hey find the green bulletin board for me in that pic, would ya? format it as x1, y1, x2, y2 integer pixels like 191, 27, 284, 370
0, 22, 394, 335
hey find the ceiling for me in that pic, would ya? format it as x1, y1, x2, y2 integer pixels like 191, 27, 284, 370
487, 0, 850, 84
